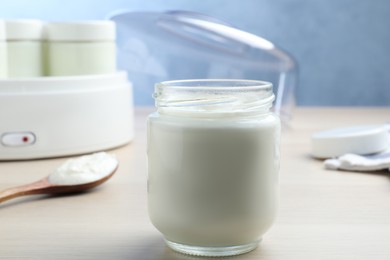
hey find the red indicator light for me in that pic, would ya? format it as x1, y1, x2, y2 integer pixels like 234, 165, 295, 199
22, 136, 29, 143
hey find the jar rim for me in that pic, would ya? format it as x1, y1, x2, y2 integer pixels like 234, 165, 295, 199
154, 79, 275, 118
156, 79, 272, 91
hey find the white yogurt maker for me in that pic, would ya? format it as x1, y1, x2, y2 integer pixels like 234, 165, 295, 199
0, 72, 133, 160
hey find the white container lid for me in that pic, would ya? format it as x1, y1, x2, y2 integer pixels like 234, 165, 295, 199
311, 125, 389, 159
46, 21, 116, 41
0, 20, 5, 40
5, 19, 44, 40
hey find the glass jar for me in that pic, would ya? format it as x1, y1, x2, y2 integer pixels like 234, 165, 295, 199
0, 20, 6, 78
5, 19, 44, 77
147, 79, 280, 257
45, 21, 116, 76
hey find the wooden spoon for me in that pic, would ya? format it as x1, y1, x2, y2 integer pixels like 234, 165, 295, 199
0, 162, 118, 205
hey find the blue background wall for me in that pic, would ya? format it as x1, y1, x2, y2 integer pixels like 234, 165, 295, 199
1, 0, 389, 106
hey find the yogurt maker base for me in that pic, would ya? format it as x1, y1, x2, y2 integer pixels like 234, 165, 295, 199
0, 72, 133, 160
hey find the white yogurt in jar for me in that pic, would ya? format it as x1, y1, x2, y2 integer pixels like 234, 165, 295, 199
147, 80, 280, 256
45, 21, 116, 76
5, 19, 44, 77
0, 20, 7, 78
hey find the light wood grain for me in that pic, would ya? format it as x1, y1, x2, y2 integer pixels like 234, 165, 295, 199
0, 107, 389, 260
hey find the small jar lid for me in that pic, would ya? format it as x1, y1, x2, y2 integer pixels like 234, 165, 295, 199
5, 19, 44, 40
311, 125, 389, 159
46, 21, 116, 41
0, 20, 5, 40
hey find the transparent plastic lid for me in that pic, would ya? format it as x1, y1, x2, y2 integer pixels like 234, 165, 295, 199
110, 10, 298, 123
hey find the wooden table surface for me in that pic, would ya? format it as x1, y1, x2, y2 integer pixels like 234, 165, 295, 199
1, 108, 389, 260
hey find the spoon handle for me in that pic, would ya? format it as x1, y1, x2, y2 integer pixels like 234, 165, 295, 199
0, 179, 50, 204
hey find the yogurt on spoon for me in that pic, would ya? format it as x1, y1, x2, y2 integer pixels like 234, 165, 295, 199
49, 152, 118, 185
0, 152, 118, 205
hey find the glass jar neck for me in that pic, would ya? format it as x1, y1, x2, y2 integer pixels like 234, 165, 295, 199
154, 79, 275, 119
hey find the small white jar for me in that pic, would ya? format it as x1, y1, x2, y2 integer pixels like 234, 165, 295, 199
0, 21, 7, 78
147, 79, 281, 257
46, 21, 116, 76
5, 19, 44, 77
